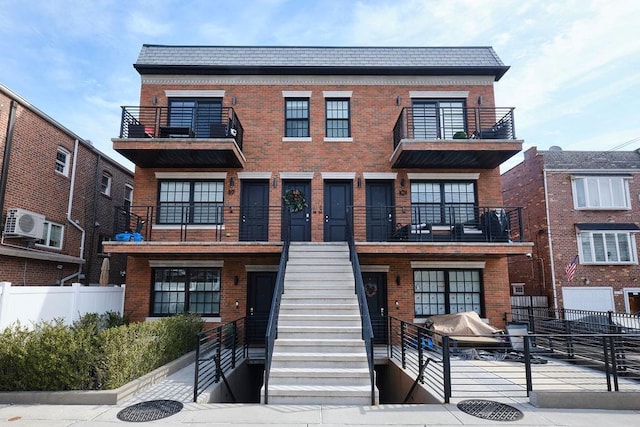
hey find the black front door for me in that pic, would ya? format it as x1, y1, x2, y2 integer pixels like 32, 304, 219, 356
240, 180, 269, 241
324, 181, 353, 242
363, 272, 388, 344
366, 181, 394, 242
282, 180, 311, 241
246, 271, 277, 345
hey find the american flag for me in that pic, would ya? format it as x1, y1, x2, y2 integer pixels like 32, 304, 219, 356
565, 255, 579, 282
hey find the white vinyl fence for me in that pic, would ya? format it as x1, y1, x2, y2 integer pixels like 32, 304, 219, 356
0, 282, 125, 330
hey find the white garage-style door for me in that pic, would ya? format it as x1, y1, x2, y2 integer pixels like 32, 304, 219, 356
562, 287, 614, 312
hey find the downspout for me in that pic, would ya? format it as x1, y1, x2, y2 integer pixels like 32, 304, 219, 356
86, 152, 102, 283
543, 168, 559, 310
60, 139, 85, 285
0, 100, 17, 219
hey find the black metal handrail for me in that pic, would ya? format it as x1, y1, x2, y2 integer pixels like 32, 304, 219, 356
393, 106, 516, 148
509, 306, 640, 333
119, 105, 244, 151
262, 210, 292, 404
349, 205, 524, 243
346, 211, 376, 405
193, 318, 247, 402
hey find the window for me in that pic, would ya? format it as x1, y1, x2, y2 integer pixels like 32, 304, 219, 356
124, 184, 133, 210
37, 221, 63, 249
285, 98, 309, 137
414, 269, 482, 316
152, 267, 220, 316
573, 176, 630, 209
411, 181, 476, 226
168, 98, 222, 137
158, 180, 224, 224
325, 99, 350, 137
579, 231, 637, 264
55, 147, 70, 176
412, 100, 465, 139
100, 173, 112, 196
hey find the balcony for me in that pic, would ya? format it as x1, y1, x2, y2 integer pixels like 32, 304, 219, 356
112, 106, 245, 168
391, 107, 522, 169
104, 204, 531, 258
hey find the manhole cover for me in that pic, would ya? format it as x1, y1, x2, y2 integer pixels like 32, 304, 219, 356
457, 399, 523, 422
117, 400, 183, 422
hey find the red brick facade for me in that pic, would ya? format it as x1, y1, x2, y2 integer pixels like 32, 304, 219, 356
502, 147, 640, 313
0, 85, 133, 285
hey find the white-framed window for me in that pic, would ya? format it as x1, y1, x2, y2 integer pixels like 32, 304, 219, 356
100, 172, 112, 196
414, 269, 482, 316
579, 230, 637, 264
37, 221, 64, 249
55, 147, 70, 176
572, 176, 630, 209
124, 184, 133, 210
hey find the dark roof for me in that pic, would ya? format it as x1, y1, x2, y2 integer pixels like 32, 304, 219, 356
134, 45, 510, 80
542, 150, 640, 170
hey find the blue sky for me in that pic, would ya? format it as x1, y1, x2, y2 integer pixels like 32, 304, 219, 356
2, 0, 639, 172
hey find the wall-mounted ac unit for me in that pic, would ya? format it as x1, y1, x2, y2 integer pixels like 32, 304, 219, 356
4, 208, 46, 239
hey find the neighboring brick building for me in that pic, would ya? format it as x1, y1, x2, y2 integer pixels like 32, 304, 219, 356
502, 146, 640, 313
0, 84, 134, 286
105, 45, 532, 331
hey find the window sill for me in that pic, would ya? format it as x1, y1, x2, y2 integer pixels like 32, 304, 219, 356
574, 206, 631, 211
282, 137, 312, 142
35, 244, 63, 251
55, 171, 70, 178
152, 224, 224, 230
324, 137, 353, 142
581, 262, 638, 266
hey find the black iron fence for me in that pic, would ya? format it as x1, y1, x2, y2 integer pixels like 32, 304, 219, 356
509, 307, 640, 333
349, 205, 523, 243
393, 106, 516, 148
193, 318, 247, 402
119, 105, 244, 150
389, 316, 640, 403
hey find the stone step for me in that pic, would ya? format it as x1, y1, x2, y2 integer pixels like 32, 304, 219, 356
268, 367, 370, 386
285, 271, 354, 281
279, 304, 359, 315
278, 314, 361, 326
280, 295, 357, 305
274, 338, 365, 353
277, 325, 363, 339
270, 352, 368, 369
263, 385, 373, 405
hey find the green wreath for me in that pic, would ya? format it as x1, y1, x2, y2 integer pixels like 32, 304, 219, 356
283, 189, 308, 213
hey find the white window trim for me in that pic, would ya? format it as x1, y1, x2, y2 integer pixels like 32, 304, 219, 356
280, 172, 315, 180
323, 91, 352, 98
101, 173, 112, 196
411, 261, 486, 269
282, 91, 312, 97
363, 172, 397, 180
124, 184, 133, 204
571, 176, 631, 210
282, 137, 312, 142
165, 90, 225, 98
407, 173, 480, 180
324, 137, 353, 143
36, 221, 64, 250
578, 230, 638, 265
55, 147, 70, 177
148, 260, 224, 268
321, 172, 356, 180
409, 91, 469, 98
155, 172, 227, 180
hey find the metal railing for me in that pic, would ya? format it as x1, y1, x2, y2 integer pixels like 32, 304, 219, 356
346, 214, 377, 405
389, 316, 640, 403
393, 106, 516, 148
262, 210, 292, 404
119, 105, 244, 151
509, 307, 640, 333
193, 318, 247, 402
349, 205, 524, 243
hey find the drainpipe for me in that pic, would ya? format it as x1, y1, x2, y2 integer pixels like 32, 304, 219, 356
61, 139, 86, 285
0, 100, 17, 219
86, 152, 102, 283
543, 168, 559, 310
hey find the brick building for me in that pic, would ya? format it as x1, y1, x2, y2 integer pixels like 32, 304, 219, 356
106, 45, 532, 329
502, 146, 640, 313
0, 84, 134, 286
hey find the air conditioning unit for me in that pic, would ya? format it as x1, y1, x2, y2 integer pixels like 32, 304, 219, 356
4, 208, 46, 239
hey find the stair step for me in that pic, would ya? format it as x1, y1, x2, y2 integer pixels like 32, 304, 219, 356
271, 352, 368, 369
264, 385, 374, 405
279, 315, 361, 327
275, 338, 365, 352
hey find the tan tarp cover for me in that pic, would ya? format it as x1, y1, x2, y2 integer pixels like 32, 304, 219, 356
425, 311, 503, 345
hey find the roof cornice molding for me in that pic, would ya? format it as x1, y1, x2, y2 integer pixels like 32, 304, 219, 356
141, 75, 495, 86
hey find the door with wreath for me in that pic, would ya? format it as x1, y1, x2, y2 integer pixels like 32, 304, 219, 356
282, 181, 311, 241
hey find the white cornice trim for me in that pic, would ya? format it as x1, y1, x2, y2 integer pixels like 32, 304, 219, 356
279, 172, 315, 179
411, 261, 486, 269
363, 172, 397, 180
361, 265, 390, 272
155, 172, 227, 179
409, 91, 469, 98
149, 260, 224, 267
323, 91, 353, 98
407, 172, 480, 180
282, 90, 312, 97
165, 90, 225, 97
237, 172, 273, 179
142, 75, 495, 86
321, 172, 356, 180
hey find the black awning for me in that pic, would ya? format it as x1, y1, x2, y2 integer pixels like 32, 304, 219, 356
576, 223, 640, 231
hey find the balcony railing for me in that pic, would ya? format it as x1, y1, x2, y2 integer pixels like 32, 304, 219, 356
349, 205, 524, 243
112, 204, 523, 244
118, 106, 244, 151
393, 107, 516, 149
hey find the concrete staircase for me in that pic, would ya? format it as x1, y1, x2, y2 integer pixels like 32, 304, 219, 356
261, 242, 378, 405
